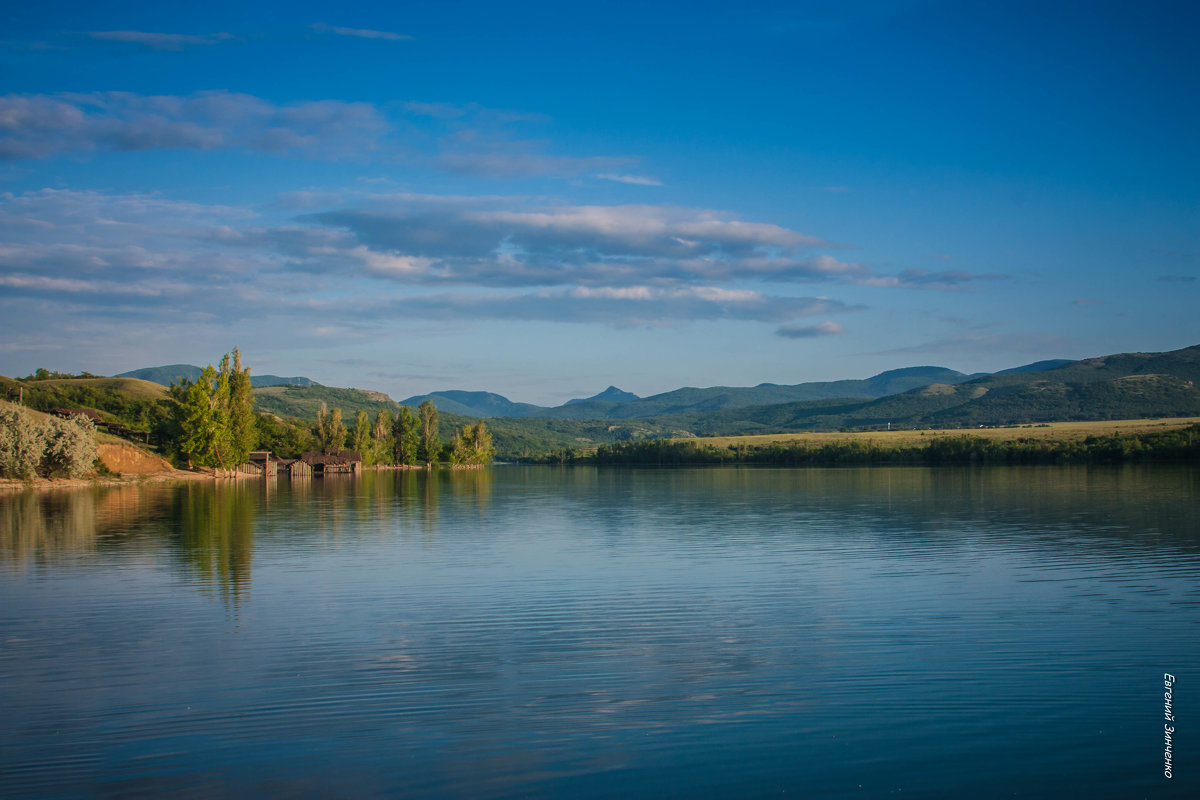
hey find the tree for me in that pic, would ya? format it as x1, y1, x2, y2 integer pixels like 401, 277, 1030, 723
0, 404, 46, 479
449, 423, 474, 465
352, 410, 372, 464
227, 347, 257, 464
448, 421, 496, 466
315, 402, 329, 448
372, 408, 394, 466
41, 414, 97, 478
326, 407, 347, 450
418, 400, 439, 465
393, 405, 420, 465
316, 403, 347, 451
176, 365, 233, 471
471, 420, 496, 465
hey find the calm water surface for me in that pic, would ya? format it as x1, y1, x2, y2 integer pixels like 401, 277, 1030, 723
1, 466, 1198, 798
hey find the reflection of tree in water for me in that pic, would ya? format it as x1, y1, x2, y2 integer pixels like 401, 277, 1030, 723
171, 482, 257, 607
0, 489, 100, 565
446, 467, 493, 515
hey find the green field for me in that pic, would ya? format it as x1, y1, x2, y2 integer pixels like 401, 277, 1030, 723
677, 417, 1200, 449
36, 377, 171, 401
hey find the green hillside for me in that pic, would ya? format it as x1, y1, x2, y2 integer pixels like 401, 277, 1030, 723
252, 384, 399, 420
118, 364, 319, 388
5, 343, 1197, 463
648, 344, 1200, 435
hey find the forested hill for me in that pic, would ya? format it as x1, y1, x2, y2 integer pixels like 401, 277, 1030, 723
651, 344, 1200, 435
547, 366, 983, 420
402, 365, 1010, 419
117, 365, 318, 388
7, 343, 1198, 460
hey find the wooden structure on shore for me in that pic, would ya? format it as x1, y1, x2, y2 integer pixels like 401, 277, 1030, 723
298, 449, 362, 475
51, 407, 152, 444
239, 449, 361, 478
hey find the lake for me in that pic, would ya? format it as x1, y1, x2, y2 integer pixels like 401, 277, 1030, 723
1, 466, 1197, 798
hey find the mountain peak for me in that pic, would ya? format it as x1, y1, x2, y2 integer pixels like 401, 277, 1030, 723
564, 386, 641, 406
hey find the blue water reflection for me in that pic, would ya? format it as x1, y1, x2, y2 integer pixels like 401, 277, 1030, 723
1, 465, 1197, 798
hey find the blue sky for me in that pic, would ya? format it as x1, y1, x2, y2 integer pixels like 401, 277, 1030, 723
1, 0, 1196, 404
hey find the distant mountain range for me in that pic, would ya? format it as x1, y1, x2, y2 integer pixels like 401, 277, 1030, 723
659, 345, 1200, 435
397, 363, 1065, 419
565, 386, 640, 406
116, 364, 319, 389
118, 346, 1200, 442
122, 359, 1071, 419
35, 343, 1200, 459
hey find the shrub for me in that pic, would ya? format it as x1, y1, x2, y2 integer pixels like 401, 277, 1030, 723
41, 414, 97, 478
0, 404, 98, 480
0, 405, 47, 479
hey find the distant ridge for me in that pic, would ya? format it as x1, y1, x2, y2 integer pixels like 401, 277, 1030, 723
118, 364, 319, 388
402, 366, 979, 419
565, 386, 640, 406
398, 390, 546, 418
995, 359, 1075, 375
656, 343, 1200, 435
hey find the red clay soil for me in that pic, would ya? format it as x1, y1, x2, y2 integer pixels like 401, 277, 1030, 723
96, 442, 175, 476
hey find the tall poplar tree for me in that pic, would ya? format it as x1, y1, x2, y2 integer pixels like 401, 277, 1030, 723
352, 410, 372, 464
392, 405, 420, 465
471, 421, 496, 465
227, 348, 257, 464
449, 423, 474, 465
418, 400, 439, 466
315, 402, 329, 449
326, 408, 347, 450
177, 365, 232, 471
169, 348, 257, 471
315, 403, 347, 451
372, 408, 394, 466
448, 421, 495, 466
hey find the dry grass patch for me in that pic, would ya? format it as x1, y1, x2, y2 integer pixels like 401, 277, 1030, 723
680, 417, 1200, 449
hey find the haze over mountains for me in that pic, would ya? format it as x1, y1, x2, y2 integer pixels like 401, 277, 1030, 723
671, 345, 1200, 435
397, 365, 1023, 419
116, 346, 1200, 440
117, 365, 318, 389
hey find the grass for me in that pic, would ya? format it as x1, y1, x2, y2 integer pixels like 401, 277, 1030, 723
36, 377, 170, 401
678, 417, 1200, 449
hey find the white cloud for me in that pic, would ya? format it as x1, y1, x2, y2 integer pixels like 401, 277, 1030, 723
775, 321, 845, 338
309, 23, 412, 42
856, 268, 1007, 290
87, 31, 234, 50
596, 173, 664, 186
0, 92, 389, 160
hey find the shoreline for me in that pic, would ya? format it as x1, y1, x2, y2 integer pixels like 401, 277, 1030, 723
0, 469, 214, 493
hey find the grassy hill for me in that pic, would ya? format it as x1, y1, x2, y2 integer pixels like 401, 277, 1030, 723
553, 366, 981, 420
0, 375, 174, 430
646, 344, 1200, 435
39, 376, 169, 401
6, 343, 1197, 462
118, 364, 319, 388
252, 384, 399, 420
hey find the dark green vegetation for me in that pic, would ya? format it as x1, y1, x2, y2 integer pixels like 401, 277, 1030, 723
171, 350, 258, 470
253, 384, 401, 420
0, 402, 97, 479
0, 374, 178, 443
593, 424, 1200, 466
398, 365, 986, 419
118, 364, 318, 388
6, 343, 1199, 466
657, 345, 1200, 435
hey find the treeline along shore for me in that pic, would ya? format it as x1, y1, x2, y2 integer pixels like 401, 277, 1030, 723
5, 342, 1200, 478
587, 425, 1200, 467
